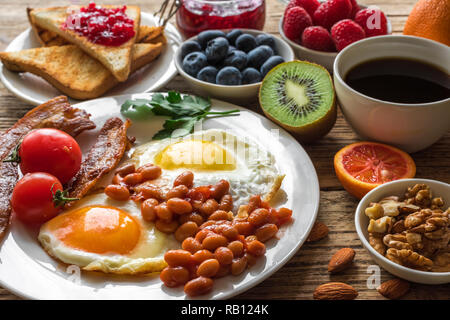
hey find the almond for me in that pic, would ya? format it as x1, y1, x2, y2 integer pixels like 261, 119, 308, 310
307, 221, 329, 242
377, 278, 410, 299
328, 248, 355, 273
313, 282, 358, 300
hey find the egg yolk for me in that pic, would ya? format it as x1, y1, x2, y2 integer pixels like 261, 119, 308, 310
46, 206, 141, 255
154, 140, 236, 171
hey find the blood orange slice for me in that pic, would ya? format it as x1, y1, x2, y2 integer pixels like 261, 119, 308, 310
334, 142, 416, 199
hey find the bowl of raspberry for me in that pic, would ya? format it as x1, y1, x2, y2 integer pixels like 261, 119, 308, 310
279, 0, 392, 71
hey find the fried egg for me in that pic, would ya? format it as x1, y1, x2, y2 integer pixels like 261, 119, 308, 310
130, 129, 283, 209
38, 193, 179, 275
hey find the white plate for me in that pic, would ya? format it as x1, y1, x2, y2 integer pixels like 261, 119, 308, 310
0, 93, 320, 300
0, 13, 182, 106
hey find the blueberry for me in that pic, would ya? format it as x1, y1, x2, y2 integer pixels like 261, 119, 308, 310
260, 55, 285, 77
235, 34, 257, 53
223, 50, 248, 70
197, 66, 218, 84
216, 66, 242, 85
242, 67, 262, 84
197, 30, 226, 48
226, 29, 242, 45
227, 45, 236, 55
205, 37, 229, 64
182, 52, 208, 77
181, 40, 202, 59
247, 45, 274, 69
256, 34, 276, 51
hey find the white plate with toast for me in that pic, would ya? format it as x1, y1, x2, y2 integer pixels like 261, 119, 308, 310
0, 93, 320, 299
0, 12, 181, 106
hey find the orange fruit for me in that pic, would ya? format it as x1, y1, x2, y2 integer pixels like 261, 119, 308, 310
403, 0, 450, 46
334, 142, 416, 199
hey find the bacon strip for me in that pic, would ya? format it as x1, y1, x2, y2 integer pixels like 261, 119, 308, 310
66, 117, 132, 206
0, 95, 96, 240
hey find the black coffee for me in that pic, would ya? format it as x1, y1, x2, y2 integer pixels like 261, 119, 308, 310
345, 58, 450, 104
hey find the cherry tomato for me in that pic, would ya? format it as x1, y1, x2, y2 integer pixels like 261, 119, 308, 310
11, 172, 74, 225
18, 129, 82, 184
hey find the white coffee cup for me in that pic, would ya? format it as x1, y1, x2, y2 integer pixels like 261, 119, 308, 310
333, 35, 450, 153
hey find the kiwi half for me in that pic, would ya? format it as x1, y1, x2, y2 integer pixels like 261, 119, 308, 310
259, 61, 336, 142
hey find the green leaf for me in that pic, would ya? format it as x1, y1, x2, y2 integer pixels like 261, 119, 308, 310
152, 115, 203, 140
120, 99, 153, 120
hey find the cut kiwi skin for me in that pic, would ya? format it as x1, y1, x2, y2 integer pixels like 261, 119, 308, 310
259, 61, 336, 143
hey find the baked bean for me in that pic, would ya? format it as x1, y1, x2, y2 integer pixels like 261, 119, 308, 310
112, 173, 124, 185
216, 224, 239, 241
255, 223, 278, 242
267, 208, 279, 224
202, 234, 228, 251
210, 180, 230, 200
166, 185, 189, 199
233, 221, 254, 236
245, 235, 257, 243
247, 240, 266, 256
247, 195, 262, 214
182, 237, 203, 254
179, 212, 204, 226
260, 200, 271, 210
137, 164, 162, 180
175, 222, 198, 242
184, 276, 213, 297
244, 253, 258, 267
199, 220, 216, 230
160, 266, 190, 287
197, 259, 220, 278
104, 184, 130, 201
214, 247, 233, 265
276, 207, 293, 221
138, 184, 163, 200
155, 219, 179, 234
156, 203, 173, 221
219, 194, 233, 211
192, 250, 215, 264
141, 198, 158, 222
248, 208, 270, 227
164, 249, 193, 267
167, 198, 192, 215
195, 229, 213, 243
199, 199, 219, 217
214, 264, 231, 278
208, 210, 231, 221
174, 171, 194, 188
227, 240, 244, 257
231, 256, 248, 276
123, 172, 143, 186
115, 163, 136, 176
191, 200, 203, 210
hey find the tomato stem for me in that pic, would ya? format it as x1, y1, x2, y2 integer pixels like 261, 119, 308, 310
51, 183, 79, 208
3, 143, 21, 163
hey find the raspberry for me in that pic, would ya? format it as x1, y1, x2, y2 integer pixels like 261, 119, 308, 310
284, 0, 320, 17
283, 7, 313, 43
331, 19, 366, 51
313, 0, 352, 30
354, 7, 388, 37
349, 0, 360, 18
302, 26, 335, 52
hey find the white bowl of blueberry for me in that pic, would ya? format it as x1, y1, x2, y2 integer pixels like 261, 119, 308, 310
175, 29, 295, 102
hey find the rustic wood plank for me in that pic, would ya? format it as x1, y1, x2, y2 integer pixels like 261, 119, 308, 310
0, 0, 448, 300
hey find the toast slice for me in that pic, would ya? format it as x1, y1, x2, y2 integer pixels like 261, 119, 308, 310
0, 43, 163, 100
28, 8, 165, 47
29, 5, 141, 82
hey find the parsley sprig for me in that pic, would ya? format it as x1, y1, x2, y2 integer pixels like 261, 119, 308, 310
121, 92, 240, 140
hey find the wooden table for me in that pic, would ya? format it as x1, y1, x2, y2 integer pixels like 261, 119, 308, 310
0, 0, 448, 300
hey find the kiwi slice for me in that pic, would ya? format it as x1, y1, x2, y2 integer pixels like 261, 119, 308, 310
259, 61, 336, 142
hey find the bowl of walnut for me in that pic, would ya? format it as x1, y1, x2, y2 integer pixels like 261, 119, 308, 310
355, 179, 450, 284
